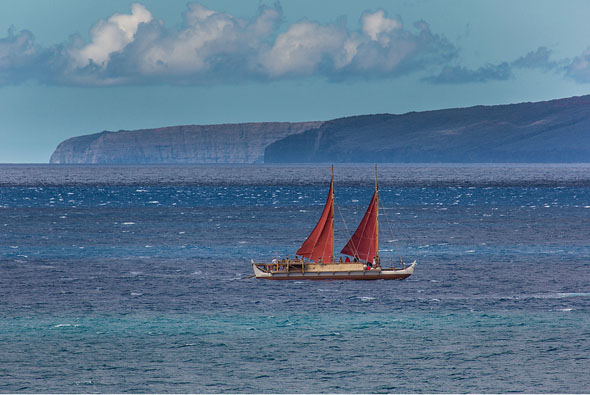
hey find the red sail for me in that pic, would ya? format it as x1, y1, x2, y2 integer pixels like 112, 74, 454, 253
341, 190, 378, 262
296, 178, 334, 263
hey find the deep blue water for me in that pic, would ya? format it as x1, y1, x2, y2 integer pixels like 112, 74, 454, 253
1, 164, 589, 393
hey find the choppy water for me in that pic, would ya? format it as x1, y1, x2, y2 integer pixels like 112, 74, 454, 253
1, 164, 589, 393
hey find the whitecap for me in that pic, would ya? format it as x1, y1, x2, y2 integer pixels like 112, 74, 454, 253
179, 231, 185, 234
557, 292, 590, 298
122, 222, 135, 225
558, 308, 573, 312
54, 323, 79, 328
360, 296, 375, 302
147, 201, 159, 204
130, 292, 143, 296
531, 292, 590, 299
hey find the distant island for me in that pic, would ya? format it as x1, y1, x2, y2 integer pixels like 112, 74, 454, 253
50, 95, 590, 164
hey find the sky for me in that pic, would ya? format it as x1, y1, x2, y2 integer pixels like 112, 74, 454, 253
1, 0, 590, 163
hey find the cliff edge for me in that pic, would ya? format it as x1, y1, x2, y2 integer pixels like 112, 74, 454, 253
50, 121, 322, 164
51, 95, 590, 164
265, 95, 590, 163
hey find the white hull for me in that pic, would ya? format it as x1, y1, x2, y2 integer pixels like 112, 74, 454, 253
251, 260, 416, 281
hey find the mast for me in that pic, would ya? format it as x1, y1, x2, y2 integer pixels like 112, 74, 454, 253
340, 167, 379, 262
331, 164, 335, 263
375, 164, 379, 261
296, 166, 335, 263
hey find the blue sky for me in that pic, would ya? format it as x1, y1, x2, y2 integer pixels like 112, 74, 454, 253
1, 0, 590, 162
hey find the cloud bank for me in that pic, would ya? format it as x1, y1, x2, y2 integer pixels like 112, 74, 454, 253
1, 2, 589, 86
0, 3, 457, 86
0, 28, 39, 85
426, 46, 583, 85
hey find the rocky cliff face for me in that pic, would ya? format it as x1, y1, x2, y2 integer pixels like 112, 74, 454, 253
51, 95, 590, 164
265, 95, 590, 163
50, 122, 322, 164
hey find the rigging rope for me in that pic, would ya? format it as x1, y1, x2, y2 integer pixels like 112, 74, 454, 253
336, 200, 367, 261
335, 201, 355, 252
379, 199, 405, 267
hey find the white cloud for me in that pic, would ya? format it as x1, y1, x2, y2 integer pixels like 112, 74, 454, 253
0, 3, 458, 86
259, 10, 454, 79
0, 29, 35, 67
361, 10, 402, 43
118, 3, 281, 81
7, 2, 590, 88
260, 21, 347, 76
71, 3, 152, 68
0, 28, 39, 84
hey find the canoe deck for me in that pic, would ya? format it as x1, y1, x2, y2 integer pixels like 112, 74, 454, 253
251, 260, 416, 280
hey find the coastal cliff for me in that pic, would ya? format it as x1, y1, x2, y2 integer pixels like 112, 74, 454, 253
51, 95, 590, 164
50, 122, 322, 164
265, 95, 590, 163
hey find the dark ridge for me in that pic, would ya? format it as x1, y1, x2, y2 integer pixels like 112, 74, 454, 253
265, 95, 590, 163
49, 95, 590, 164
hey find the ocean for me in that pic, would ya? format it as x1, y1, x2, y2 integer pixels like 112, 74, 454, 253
1, 164, 589, 393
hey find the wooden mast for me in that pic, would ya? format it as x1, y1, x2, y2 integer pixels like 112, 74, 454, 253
296, 166, 335, 263
375, 164, 379, 262
331, 164, 335, 263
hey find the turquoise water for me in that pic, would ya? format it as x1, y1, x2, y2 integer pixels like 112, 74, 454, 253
1, 164, 589, 392
2, 311, 589, 392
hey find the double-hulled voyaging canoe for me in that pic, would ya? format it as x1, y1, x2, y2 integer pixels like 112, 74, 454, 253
251, 166, 416, 280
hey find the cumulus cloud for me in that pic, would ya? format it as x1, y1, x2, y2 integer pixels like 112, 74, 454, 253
0, 28, 40, 85
260, 12, 456, 80
71, 3, 152, 68
426, 46, 565, 85
10, 2, 590, 87
512, 46, 557, 70
0, 3, 462, 86
361, 10, 402, 42
259, 21, 348, 77
426, 62, 511, 84
564, 48, 590, 83
6, 3, 590, 87
122, 3, 282, 82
